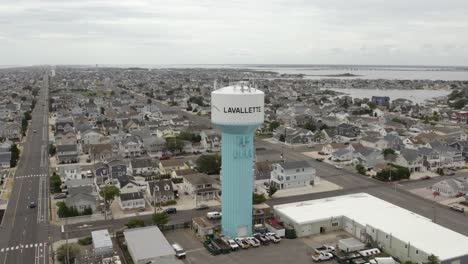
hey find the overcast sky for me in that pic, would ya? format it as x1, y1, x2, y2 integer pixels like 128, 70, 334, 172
1, 0, 468, 66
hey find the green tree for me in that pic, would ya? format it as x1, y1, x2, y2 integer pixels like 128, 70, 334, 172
267, 185, 277, 198
57, 244, 80, 264
152, 212, 169, 228
268, 121, 280, 131
126, 218, 145, 229
186, 105, 193, 111
21, 117, 28, 136
78, 237, 93, 246
367, 101, 377, 109
425, 255, 440, 264
99, 185, 120, 210
253, 193, 266, 204
50, 172, 62, 193
49, 144, 56, 156
24, 111, 32, 121
303, 121, 316, 132
196, 154, 221, 175
56, 201, 69, 218
382, 148, 396, 157
450, 99, 468, 109
355, 164, 366, 175
165, 138, 185, 153
10, 144, 19, 167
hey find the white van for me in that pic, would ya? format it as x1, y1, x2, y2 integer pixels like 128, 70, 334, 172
207, 211, 222, 220
172, 243, 186, 259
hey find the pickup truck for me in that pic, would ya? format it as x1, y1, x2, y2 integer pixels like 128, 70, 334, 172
314, 245, 335, 254
312, 252, 334, 262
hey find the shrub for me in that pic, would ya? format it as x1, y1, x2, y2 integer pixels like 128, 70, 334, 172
78, 237, 93, 246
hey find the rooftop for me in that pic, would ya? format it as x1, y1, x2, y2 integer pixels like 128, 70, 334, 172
274, 193, 468, 261
123, 226, 174, 261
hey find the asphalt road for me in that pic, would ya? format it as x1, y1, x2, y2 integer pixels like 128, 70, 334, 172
0, 73, 50, 264
63, 91, 468, 241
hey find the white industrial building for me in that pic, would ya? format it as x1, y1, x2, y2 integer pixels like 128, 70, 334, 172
123, 226, 181, 264
273, 193, 468, 264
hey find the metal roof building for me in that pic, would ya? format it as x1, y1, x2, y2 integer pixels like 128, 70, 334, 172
91, 229, 113, 256
273, 193, 468, 264
123, 226, 179, 264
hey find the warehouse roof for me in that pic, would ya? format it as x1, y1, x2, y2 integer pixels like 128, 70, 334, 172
274, 193, 468, 261
123, 226, 174, 261
91, 229, 113, 250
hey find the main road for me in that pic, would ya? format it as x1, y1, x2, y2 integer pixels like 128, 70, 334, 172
63, 88, 468, 240
0, 73, 51, 264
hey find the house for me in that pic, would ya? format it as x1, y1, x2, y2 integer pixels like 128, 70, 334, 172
55, 117, 74, 133
0, 152, 11, 169
159, 159, 189, 175
430, 142, 465, 169
119, 192, 146, 210
147, 180, 175, 205
3, 123, 22, 140
371, 96, 390, 105
108, 159, 128, 178
81, 130, 103, 145
270, 161, 317, 190
56, 144, 79, 164
419, 148, 441, 171
360, 136, 387, 149
449, 141, 468, 160
200, 129, 221, 152
398, 149, 425, 173
332, 147, 355, 161
55, 131, 77, 145
115, 175, 146, 194
183, 173, 219, 201
94, 162, 110, 185
431, 178, 468, 197
273, 126, 314, 145
89, 144, 114, 162
56, 163, 82, 181
65, 187, 98, 214
118, 137, 142, 158
336, 123, 361, 138
130, 158, 158, 176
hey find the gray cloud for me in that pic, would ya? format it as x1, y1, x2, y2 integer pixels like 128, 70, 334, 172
0, 0, 467, 65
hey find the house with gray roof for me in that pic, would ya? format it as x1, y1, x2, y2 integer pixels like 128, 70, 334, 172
147, 179, 175, 205
0, 152, 11, 169
270, 161, 317, 190
119, 191, 145, 210
432, 177, 468, 197
56, 144, 79, 164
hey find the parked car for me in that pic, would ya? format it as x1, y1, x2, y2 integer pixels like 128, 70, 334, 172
29, 201, 36, 208
312, 252, 334, 262
195, 204, 209, 210
245, 237, 260, 247
164, 207, 177, 214
450, 205, 465, 213
315, 158, 324, 162
159, 155, 171, 160
253, 233, 270, 245
207, 211, 222, 220
334, 165, 343, 170
235, 238, 251, 249
314, 245, 335, 254
421, 176, 431, 180
53, 193, 67, 199
447, 171, 456, 176
265, 232, 281, 243
172, 243, 186, 259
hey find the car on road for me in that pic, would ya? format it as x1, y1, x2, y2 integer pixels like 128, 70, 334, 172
33, 130, 37, 133
159, 155, 171, 160
206, 211, 222, 220
29, 201, 36, 208
195, 204, 209, 210
334, 165, 343, 169
172, 243, 186, 259
164, 207, 177, 214
421, 176, 431, 180
450, 205, 465, 213
315, 158, 324, 162
447, 171, 456, 176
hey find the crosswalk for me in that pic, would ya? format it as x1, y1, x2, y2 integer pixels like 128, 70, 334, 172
15, 174, 47, 180
0, 242, 45, 253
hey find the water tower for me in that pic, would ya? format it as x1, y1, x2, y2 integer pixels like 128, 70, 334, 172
211, 82, 264, 238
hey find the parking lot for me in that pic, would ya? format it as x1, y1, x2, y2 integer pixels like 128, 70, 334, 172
164, 229, 341, 264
